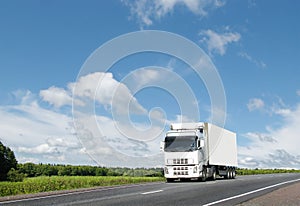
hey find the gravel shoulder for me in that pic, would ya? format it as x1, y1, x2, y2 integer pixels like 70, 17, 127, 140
237, 182, 300, 206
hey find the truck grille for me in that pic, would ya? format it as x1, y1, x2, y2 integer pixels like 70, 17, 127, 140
174, 166, 189, 175
173, 158, 188, 164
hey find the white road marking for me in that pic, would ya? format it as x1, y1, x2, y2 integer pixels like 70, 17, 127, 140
141, 190, 163, 195
203, 178, 300, 206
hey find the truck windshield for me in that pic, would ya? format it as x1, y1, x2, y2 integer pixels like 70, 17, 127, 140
164, 136, 197, 152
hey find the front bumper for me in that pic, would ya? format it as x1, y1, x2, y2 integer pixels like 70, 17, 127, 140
164, 165, 202, 179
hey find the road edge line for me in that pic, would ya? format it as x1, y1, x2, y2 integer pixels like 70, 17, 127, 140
203, 178, 300, 206
141, 190, 163, 195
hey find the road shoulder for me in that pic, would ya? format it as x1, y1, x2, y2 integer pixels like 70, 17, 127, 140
237, 182, 300, 206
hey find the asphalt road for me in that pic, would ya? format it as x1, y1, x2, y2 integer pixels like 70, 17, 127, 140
2, 173, 300, 206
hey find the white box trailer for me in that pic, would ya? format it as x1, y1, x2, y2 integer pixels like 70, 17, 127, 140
161, 122, 237, 182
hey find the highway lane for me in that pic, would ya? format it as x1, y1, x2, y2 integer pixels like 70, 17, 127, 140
2, 173, 300, 206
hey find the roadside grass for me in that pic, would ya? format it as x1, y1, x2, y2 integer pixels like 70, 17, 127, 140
0, 176, 164, 197
237, 168, 300, 176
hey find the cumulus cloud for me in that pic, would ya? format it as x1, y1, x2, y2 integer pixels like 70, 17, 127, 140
72, 72, 147, 115
40, 72, 147, 116
199, 29, 241, 56
46, 137, 79, 148
17, 143, 60, 155
239, 103, 300, 169
247, 98, 264, 111
131, 68, 162, 86
123, 0, 225, 27
40, 86, 73, 108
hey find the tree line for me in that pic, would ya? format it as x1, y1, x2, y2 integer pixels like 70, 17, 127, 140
17, 163, 164, 178
0, 140, 163, 182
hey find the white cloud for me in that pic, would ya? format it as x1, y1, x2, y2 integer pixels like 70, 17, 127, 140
123, 0, 225, 27
171, 114, 197, 123
0, 100, 92, 165
72, 113, 165, 167
17, 143, 60, 154
1, 75, 165, 166
46, 137, 79, 148
39, 72, 147, 116
247, 98, 264, 111
72, 72, 147, 115
238, 52, 267, 69
40, 86, 73, 108
272, 108, 291, 116
0, 105, 71, 146
12, 90, 38, 105
132, 68, 162, 86
17, 157, 40, 164
199, 29, 241, 56
245, 132, 277, 143
239, 103, 300, 169
297, 90, 300, 96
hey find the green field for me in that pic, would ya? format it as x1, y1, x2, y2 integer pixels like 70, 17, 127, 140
0, 176, 164, 197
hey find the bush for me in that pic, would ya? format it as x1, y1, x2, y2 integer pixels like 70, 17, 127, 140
7, 168, 24, 182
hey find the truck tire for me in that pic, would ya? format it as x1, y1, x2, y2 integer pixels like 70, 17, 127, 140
166, 178, 174, 183
211, 167, 216, 181
200, 169, 207, 182
232, 169, 236, 179
225, 169, 230, 179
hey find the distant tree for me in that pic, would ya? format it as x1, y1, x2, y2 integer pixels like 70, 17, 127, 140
19, 162, 37, 177
0, 141, 18, 181
95, 167, 108, 176
7, 168, 24, 182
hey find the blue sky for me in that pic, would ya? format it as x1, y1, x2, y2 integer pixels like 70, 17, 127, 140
0, 0, 299, 168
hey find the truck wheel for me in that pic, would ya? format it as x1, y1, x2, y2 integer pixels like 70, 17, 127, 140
225, 170, 230, 179
232, 170, 236, 179
200, 169, 207, 182
211, 167, 216, 181
166, 178, 174, 183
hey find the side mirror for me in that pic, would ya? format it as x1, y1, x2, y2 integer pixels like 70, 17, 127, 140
160, 141, 165, 151
197, 139, 204, 149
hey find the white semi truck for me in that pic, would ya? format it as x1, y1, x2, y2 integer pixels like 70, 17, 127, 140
160, 122, 237, 182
